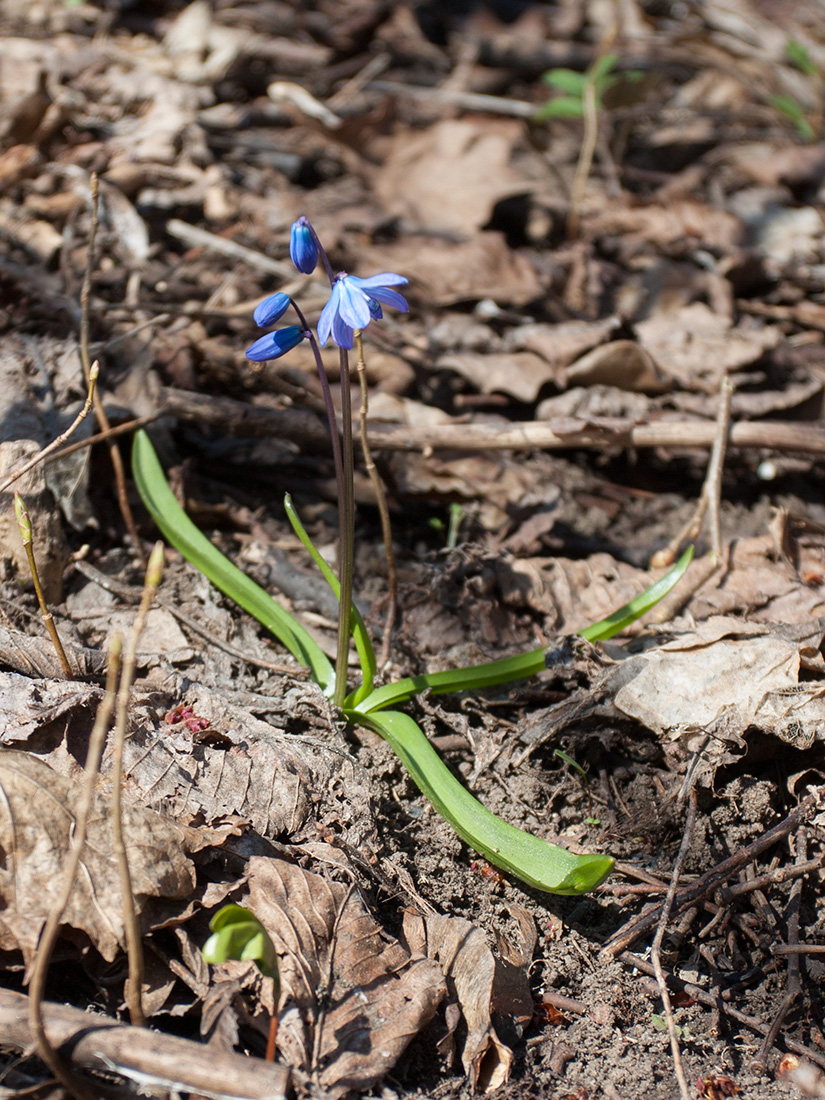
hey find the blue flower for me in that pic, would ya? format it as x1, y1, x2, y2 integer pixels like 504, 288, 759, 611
253, 292, 291, 328
290, 217, 318, 274
246, 325, 305, 362
318, 273, 409, 349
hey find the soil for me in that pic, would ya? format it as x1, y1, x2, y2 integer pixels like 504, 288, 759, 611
2, 2, 825, 1099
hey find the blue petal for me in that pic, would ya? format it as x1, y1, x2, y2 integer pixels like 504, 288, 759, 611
253, 292, 290, 327
289, 218, 318, 274
350, 273, 408, 289
317, 283, 341, 346
336, 277, 372, 330
363, 286, 408, 312
332, 310, 355, 349
246, 325, 304, 362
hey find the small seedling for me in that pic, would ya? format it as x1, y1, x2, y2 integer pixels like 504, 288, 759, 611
535, 53, 642, 120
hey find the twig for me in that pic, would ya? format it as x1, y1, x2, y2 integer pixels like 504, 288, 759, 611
720, 856, 824, 903
14, 492, 73, 680
74, 559, 307, 675
110, 542, 164, 1027
78, 174, 145, 566
44, 411, 162, 463
620, 950, 825, 1071
354, 331, 397, 670
27, 638, 122, 1100
3, 988, 290, 1100
166, 218, 296, 280
753, 827, 807, 1068
0, 362, 99, 494
650, 789, 697, 1100
602, 794, 817, 957
650, 375, 733, 574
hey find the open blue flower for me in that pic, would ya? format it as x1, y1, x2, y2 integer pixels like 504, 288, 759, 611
246, 325, 305, 362
290, 217, 318, 274
318, 273, 409, 349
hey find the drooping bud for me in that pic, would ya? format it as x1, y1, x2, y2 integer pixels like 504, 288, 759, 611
289, 216, 318, 274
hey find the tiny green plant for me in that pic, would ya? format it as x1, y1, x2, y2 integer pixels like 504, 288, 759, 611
535, 53, 642, 120
202, 905, 280, 1059
768, 38, 820, 141
132, 216, 694, 896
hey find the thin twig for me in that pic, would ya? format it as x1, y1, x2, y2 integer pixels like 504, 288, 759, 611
110, 542, 164, 1027
79, 174, 146, 566
567, 78, 599, 240
0, 362, 99, 494
753, 827, 807, 1068
650, 789, 697, 1100
651, 376, 734, 598
354, 331, 397, 670
14, 493, 73, 680
74, 559, 307, 675
602, 794, 817, 957
28, 637, 122, 1100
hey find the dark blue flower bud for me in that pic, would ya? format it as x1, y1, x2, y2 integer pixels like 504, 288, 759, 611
253, 292, 290, 328
246, 325, 305, 362
289, 217, 318, 274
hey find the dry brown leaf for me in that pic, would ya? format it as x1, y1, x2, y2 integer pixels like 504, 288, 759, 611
635, 302, 780, 389
612, 617, 825, 751
242, 856, 445, 1098
438, 351, 556, 403
374, 119, 526, 235
0, 671, 101, 742
361, 234, 542, 307
0, 751, 195, 964
564, 340, 668, 394
586, 198, 742, 251
403, 911, 515, 1093
506, 317, 622, 368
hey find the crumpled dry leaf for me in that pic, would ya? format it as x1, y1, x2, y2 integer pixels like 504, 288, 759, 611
612, 617, 825, 751
242, 856, 445, 1098
0, 751, 196, 964
0, 671, 101, 742
438, 351, 556, 403
635, 302, 780, 389
374, 118, 527, 235
402, 910, 534, 1092
361, 234, 542, 307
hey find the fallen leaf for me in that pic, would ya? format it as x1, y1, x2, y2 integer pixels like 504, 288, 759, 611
242, 856, 445, 1098
0, 751, 195, 964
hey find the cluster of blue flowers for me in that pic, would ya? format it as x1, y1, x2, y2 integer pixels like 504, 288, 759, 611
246, 216, 408, 362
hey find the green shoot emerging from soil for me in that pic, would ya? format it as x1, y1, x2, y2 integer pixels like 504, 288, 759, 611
132, 217, 693, 896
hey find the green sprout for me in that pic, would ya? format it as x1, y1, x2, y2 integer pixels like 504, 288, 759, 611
535, 53, 642, 120
768, 38, 820, 140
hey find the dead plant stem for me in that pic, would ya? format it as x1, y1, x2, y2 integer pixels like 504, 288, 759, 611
28, 638, 122, 1100
14, 493, 73, 679
110, 542, 164, 1027
79, 173, 145, 566
651, 788, 697, 1100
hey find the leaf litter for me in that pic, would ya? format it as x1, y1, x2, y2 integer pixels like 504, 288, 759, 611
2, 0, 825, 1098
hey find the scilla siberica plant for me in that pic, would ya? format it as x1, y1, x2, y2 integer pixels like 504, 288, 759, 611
133, 215, 693, 897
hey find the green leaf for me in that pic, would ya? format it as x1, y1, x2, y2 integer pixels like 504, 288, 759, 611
354, 708, 613, 895
535, 96, 586, 120
787, 38, 818, 76
202, 905, 280, 988
770, 94, 816, 140
542, 68, 588, 95
284, 494, 376, 704
131, 430, 335, 694
589, 52, 619, 86
579, 545, 694, 642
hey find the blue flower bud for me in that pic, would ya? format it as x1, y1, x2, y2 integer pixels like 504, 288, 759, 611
253, 292, 291, 328
289, 217, 318, 274
246, 325, 305, 362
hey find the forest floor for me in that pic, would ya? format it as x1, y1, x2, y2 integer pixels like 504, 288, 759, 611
2, 1, 825, 1099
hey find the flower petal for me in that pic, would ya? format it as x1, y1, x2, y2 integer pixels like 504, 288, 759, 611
336, 277, 372, 330
364, 287, 408, 312
317, 284, 341, 346
350, 273, 409, 289
332, 309, 355, 349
